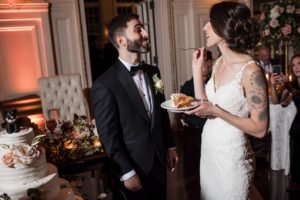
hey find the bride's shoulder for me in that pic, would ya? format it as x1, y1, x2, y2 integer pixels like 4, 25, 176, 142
242, 61, 262, 75
242, 61, 267, 87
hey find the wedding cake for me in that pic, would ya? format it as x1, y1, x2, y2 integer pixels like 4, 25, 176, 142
0, 127, 74, 200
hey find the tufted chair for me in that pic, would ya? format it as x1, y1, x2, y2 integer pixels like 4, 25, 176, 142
38, 74, 90, 121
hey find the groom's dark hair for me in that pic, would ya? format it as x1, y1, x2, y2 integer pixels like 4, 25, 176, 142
108, 13, 140, 49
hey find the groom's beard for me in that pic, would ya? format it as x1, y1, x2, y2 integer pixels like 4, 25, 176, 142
126, 37, 150, 53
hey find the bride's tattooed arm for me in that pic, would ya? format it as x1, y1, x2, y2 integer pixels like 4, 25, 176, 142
247, 70, 269, 121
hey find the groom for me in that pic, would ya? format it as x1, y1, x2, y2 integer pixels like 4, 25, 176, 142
91, 13, 178, 200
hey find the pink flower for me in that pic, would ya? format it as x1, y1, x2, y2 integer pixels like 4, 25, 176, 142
269, 19, 279, 28
260, 12, 265, 21
286, 5, 295, 14
2, 153, 14, 168
72, 131, 81, 139
282, 24, 292, 36
263, 29, 271, 36
13, 144, 40, 165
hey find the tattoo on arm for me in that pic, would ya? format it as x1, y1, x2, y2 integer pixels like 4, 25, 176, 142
258, 110, 268, 121
247, 70, 268, 121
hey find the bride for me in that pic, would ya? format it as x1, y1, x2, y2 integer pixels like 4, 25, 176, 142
185, 1, 269, 199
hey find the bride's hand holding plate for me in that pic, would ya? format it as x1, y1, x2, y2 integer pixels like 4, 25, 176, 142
185, 100, 214, 118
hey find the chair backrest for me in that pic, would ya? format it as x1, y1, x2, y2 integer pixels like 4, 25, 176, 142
38, 74, 90, 121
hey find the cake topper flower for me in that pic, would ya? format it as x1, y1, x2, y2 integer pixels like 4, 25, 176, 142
0, 144, 40, 168
152, 74, 164, 95
2, 152, 13, 168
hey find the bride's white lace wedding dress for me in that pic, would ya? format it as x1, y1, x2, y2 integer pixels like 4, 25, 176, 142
200, 58, 262, 200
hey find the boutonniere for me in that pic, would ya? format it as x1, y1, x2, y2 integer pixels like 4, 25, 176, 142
152, 74, 164, 95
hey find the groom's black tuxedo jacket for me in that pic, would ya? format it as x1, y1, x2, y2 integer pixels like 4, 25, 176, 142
92, 60, 175, 176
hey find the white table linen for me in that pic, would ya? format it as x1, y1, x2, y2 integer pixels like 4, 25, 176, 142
269, 102, 297, 175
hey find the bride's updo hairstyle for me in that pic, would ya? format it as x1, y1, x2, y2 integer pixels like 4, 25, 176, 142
209, 1, 260, 54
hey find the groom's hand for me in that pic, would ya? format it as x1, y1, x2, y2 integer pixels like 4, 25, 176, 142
124, 174, 142, 191
167, 148, 179, 172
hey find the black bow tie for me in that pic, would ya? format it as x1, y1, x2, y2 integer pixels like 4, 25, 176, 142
130, 61, 147, 75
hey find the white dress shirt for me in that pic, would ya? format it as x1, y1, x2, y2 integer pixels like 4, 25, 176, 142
259, 60, 273, 74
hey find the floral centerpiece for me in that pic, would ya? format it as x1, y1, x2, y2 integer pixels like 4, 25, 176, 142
43, 114, 104, 163
258, 0, 300, 51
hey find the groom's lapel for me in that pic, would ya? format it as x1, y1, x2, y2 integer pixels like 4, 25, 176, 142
144, 71, 160, 130
115, 61, 150, 123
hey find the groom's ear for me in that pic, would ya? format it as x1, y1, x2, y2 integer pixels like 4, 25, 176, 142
116, 35, 126, 47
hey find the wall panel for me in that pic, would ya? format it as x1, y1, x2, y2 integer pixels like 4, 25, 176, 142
0, 1, 55, 100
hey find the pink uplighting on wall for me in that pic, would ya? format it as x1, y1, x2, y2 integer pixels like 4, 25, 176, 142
0, 0, 53, 101
0, 0, 47, 121
0, 28, 40, 99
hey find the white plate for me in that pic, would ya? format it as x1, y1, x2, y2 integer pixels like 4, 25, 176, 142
160, 99, 198, 113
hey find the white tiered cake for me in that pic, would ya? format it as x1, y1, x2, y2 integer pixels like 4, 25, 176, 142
0, 127, 74, 200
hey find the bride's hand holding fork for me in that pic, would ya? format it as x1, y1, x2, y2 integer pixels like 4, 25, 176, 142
192, 47, 206, 74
